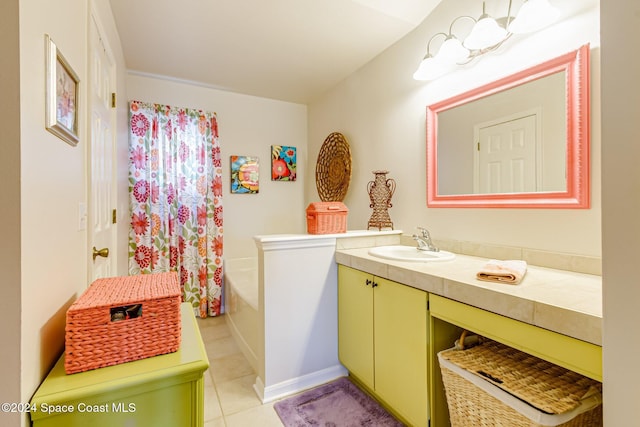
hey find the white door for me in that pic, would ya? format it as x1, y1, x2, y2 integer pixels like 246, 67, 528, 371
88, 14, 116, 281
474, 113, 539, 194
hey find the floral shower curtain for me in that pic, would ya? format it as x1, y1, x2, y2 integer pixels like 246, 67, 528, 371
128, 100, 223, 317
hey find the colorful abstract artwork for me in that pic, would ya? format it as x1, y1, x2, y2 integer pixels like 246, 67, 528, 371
271, 145, 297, 181
230, 155, 260, 194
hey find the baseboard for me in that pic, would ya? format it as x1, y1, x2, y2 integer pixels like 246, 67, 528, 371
253, 364, 348, 403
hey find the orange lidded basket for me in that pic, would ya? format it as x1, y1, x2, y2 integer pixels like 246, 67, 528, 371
306, 202, 348, 234
64, 272, 182, 374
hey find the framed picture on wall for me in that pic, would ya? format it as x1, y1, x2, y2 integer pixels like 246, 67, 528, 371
230, 155, 260, 194
271, 145, 297, 181
45, 34, 80, 146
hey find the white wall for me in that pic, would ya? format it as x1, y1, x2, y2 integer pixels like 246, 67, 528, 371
18, 0, 89, 418
125, 75, 308, 260
1, 2, 128, 426
600, 0, 640, 424
308, 0, 601, 256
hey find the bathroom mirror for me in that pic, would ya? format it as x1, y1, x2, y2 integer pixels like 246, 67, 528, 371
426, 44, 590, 208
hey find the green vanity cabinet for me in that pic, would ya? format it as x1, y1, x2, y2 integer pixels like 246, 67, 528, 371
30, 303, 209, 427
338, 265, 429, 427
338, 265, 375, 390
336, 252, 603, 427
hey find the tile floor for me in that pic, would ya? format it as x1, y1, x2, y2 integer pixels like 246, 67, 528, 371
196, 314, 284, 426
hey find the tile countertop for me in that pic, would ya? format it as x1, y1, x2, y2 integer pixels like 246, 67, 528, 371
335, 247, 602, 346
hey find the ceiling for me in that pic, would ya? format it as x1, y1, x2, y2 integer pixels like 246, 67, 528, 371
108, 0, 442, 104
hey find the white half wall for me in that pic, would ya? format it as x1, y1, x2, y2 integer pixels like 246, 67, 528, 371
254, 234, 350, 403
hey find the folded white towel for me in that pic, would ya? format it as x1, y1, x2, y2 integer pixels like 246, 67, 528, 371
476, 259, 527, 285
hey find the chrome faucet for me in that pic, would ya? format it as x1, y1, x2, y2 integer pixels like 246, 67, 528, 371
412, 227, 439, 252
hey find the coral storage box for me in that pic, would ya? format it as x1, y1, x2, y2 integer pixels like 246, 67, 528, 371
306, 202, 348, 234
65, 272, 182, 374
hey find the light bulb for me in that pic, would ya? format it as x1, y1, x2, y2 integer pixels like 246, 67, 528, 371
464, 15, 508, 50
413, 55, 454, 81
508, 0, 561, 34
436, 36, 469, 63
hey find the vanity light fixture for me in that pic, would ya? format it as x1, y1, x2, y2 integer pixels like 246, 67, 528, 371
413, 0, 560, 81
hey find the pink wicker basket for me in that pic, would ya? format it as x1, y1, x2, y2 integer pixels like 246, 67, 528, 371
65, 272, 182, 374
306, 202, 348, 234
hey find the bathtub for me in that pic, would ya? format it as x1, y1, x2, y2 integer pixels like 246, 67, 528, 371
224, 257, 259, 372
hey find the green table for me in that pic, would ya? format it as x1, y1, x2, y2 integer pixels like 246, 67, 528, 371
30, 303, 209, 427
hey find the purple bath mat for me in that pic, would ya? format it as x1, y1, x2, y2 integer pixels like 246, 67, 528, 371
273, 376, 405, 427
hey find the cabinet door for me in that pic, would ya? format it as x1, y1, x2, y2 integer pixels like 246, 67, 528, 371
338, 266, 374, 390
374, 277, 428, 427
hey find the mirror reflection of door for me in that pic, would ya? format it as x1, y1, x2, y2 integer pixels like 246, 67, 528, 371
474, 110, 540, 194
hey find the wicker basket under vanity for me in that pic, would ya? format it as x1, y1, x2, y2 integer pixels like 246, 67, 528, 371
438, 339, 603, 427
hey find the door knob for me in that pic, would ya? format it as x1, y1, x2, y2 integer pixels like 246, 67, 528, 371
92, 246, 109, 261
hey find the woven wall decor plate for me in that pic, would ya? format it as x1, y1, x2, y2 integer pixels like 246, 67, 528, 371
316, 132, 352, 202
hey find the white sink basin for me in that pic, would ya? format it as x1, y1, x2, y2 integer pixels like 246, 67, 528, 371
368, 245, 456, 262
